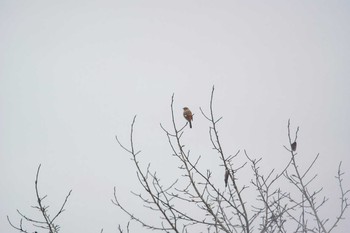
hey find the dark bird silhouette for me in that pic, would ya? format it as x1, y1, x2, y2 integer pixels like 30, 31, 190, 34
291, 142, 297, 151
224, 169, 229, 187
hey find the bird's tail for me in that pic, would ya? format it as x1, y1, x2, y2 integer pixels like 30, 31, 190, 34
189, 121, 192, 128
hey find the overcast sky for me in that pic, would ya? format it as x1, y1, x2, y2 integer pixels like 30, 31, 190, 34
1, 1, 350, 232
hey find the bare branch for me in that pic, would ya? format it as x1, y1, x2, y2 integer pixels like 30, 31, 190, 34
7, 164, 71, 233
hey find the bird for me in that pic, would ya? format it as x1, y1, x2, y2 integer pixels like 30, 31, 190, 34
224, 169, 229, 187
183, 107, 193, 128
291, 142, 297, 151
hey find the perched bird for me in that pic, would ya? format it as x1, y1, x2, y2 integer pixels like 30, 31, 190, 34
291, 142, 297, 151
224, 169, 229, 187
183, 107, 193, 128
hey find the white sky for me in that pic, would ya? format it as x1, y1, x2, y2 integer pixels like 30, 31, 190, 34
1, 1, 349, 232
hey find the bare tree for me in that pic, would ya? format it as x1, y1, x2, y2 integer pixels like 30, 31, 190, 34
7, 88, 348, 233
7, 164, 72, 233
113, 86, 349, 233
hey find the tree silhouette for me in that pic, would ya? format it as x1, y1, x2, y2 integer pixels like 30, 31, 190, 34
7, 87, 349, 233
113, 86, 349, 233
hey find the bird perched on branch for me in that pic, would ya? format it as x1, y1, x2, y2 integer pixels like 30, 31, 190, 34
291, 142, 297, 151
183, 107, 193, 128
224, 169, 229, 187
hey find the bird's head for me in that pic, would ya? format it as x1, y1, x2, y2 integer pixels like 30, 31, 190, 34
183, 107, 189, 110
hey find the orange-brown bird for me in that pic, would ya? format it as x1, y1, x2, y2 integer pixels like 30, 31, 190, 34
183, 107, 193, 128
291, 142, 297, 151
